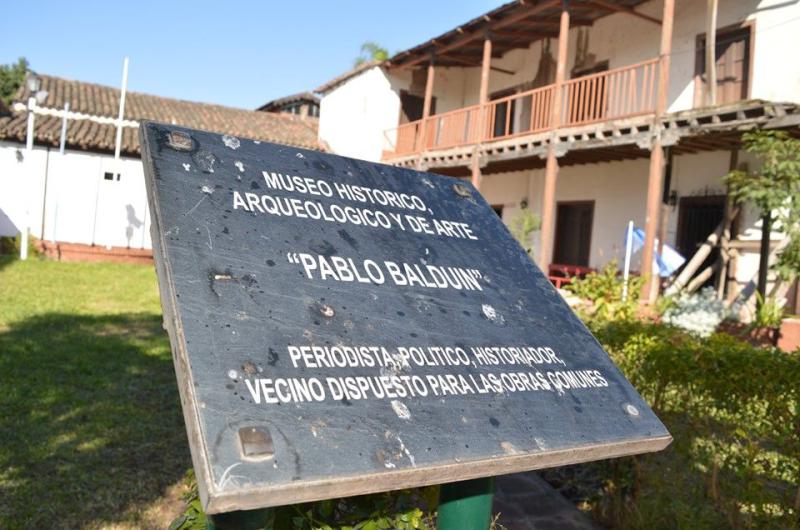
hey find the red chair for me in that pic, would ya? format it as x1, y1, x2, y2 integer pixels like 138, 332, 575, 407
547, 263, 595, 289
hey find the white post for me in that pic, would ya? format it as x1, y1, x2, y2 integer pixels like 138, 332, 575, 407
94, 57, 128, 248
51, 102, 70, 244
21, 97, 36, 260
622, 220, 634, 301
59, 102, 69, 155
114, 57, 129, 169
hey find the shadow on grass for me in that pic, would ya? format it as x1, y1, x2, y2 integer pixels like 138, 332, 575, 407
0, 312, 190, 529
0, 254, 17, 271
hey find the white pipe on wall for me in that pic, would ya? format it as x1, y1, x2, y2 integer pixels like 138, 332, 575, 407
21, 97, 36, 260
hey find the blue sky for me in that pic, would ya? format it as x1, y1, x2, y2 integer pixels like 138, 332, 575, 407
1, 1, 499, 109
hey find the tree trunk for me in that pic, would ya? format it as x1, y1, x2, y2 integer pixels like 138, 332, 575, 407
757, 211, 772, 306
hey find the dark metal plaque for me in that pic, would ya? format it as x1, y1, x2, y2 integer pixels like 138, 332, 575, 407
140, 122, 670, 514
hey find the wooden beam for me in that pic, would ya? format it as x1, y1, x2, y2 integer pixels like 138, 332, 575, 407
416, 60, 436, 169
491, 29, 560, 39
587, 0, 661, 25
539, 3, 570, 271
718, 148, 738, 298
439, 54, 515, 75
706, 0, 718, 106
398, 0, 560, 68
472, 35, 494, 190
641, 0, 674, 303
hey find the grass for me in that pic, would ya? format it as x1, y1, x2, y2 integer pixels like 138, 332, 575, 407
2, 256, 796, 529
0, 256, 190, 529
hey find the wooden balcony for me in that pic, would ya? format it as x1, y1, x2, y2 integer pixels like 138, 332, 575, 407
384, 59, 659, 160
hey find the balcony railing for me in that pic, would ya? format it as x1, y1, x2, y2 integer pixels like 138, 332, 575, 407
384, 58, 659, 159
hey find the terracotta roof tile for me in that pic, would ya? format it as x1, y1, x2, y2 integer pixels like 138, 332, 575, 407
0, 74, 320, 155
258, 91, 319, 112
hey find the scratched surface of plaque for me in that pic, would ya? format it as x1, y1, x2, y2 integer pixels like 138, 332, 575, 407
140, 122, 670, 513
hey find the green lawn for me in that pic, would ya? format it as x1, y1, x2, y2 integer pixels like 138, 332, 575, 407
2, 257, 796, 530
0, 257, 190, 530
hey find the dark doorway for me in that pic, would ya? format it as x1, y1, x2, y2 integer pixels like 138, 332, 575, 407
553, 201, 594, 266
490, 88, 516, 138
676, 195, 726, 282
400, 91, 435, 124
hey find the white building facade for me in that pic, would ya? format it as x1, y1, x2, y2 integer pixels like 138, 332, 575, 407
317, 0, 800, 306
0, 74, 320, 261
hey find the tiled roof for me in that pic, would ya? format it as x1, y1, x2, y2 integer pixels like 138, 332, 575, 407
315, 60, 381, 94
258, 91, 319, 112
0, 74, 321, 155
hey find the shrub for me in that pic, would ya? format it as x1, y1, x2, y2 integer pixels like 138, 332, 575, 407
509, 208, 540, 257
567, 261, 643, 322
661, 287, 739, 337
587, 319, 800, 529
0, 234, 40, 258
753, 293, 785, 328
172, 476, 438, 530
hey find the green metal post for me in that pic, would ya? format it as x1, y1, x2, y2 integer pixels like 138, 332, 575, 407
436, 477, 495, 530
205, 507, 276, 530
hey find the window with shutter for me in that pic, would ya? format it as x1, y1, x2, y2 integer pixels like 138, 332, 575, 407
695, 23, 753, 107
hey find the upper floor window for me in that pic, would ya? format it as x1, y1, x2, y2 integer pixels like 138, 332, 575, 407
694, 23, 753, 107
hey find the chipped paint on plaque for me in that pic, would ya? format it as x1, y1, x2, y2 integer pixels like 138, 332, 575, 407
234, 160, 245, 173
222, 135, 241, 150
501, 441, 521, 454
396, 436, 416, 467
182, 163, 191, 172
391, 400, 411, 420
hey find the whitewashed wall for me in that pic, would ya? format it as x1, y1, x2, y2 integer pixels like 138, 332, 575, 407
319, 0, 800, 159
0, 140, 151, 250
475, 151, 773, 290
317, 66, 408, 162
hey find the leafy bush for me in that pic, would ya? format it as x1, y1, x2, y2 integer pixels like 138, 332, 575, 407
586, 319, 800, 529
0, 57, 28, 105
725, 130, 800, 282
172, 476, 438, 530
509, 208, 540, 257
662, 287, 739, 337
753, 293, 785, 328
567, 261, 643, 322
0, 234, 40, 258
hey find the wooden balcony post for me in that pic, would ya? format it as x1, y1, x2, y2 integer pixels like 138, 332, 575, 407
472, 33, 493, 189
705, 0, 718, 106
641, 0, 674, 302
416, 57, 436, 169
538, 2, 569, 271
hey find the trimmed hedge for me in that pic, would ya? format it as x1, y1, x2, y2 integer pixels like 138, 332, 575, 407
590, 319, 799, 529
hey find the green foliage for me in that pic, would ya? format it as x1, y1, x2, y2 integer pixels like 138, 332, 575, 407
169, 470, 207, 530
586, 319, 800, 528
509, 208, 541, 256
171, 484, 438, 530
725, 130, 800, 281
0, 57, 28, 105
354, 42, 390, 67
0, 233, 41, 257
661, 286, 739, 337
567, 260, 643, 322
281, 487, 436, 530
753, 292, 785, 328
